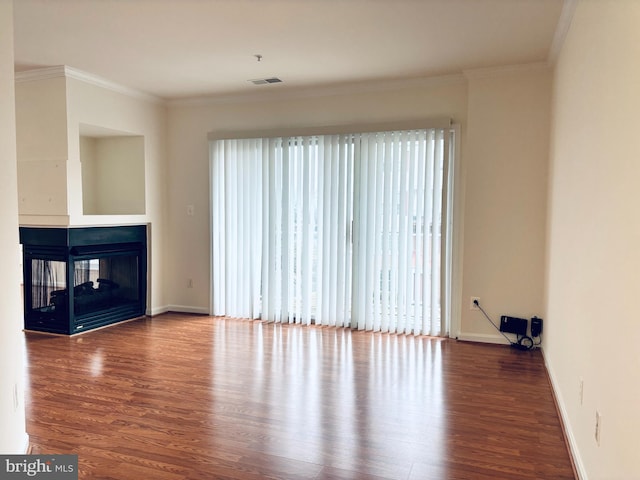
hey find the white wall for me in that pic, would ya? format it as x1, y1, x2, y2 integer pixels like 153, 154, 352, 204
167, 72, 551, 341
65, 77, 169, 313
167, 80, 468, 313
545, 1, 640, 478
0, 0, 28, 453
82, 135, 145, 215
461, 66, 551, 342
65, 77, 162, 226
15, 76, 69, 224
80, 135, 97, 213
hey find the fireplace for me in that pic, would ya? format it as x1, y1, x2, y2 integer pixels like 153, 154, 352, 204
20, 225, 147, 335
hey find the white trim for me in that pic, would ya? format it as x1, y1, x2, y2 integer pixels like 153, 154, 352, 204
15, 65, 163, 104
209, 142, 215, 316
15, 65, 66, 82
463, 62, 550, 80
19, 216, 151, 228
548, 0, 578, 64
68, 215, 149, 227
457, 332, 511, 345
542, 347, 588, 480
64, 66, 163, 104
448, 124, 464, 339
167, 305, 210, 315
148, 305, 170, 316
21, 433, 30, 455
149, 305, 210, 315
207, 118, 452, 142
169, 73, 466, 108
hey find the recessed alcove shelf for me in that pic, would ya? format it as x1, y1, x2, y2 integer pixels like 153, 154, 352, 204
80, 123, 146, 216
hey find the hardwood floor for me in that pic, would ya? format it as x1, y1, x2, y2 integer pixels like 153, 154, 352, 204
25, 313, 575, 479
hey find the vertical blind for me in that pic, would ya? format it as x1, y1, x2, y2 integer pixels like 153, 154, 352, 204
211, 128, 449, 336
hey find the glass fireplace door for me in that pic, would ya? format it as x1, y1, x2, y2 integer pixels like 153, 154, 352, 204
72, 253, 141, 320
27, 258, 68, 332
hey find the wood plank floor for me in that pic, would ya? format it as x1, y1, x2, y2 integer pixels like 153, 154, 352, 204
25, 313, 575, 479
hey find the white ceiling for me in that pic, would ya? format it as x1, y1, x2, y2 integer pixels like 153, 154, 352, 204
13, 0, 565, 101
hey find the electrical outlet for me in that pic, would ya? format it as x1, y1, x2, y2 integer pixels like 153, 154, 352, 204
187, 279, 194, 288
187, 205, 195, 216
595, 411, 601, 446
579, 378, 584, 405
470, 297, 480, 310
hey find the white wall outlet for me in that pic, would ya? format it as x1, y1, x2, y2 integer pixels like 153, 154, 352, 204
470, 297, 480, 310
579, 378, 584, 405
595, 411, 601, 446
187, 205, 195, 216
187, 278, 194, 288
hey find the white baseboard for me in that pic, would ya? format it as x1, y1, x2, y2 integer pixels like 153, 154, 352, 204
541, 348, 587, 480
166, 305, 210, 315
456, 332, 511, 345
147, 305, 210, 316
147, 305, 169, 316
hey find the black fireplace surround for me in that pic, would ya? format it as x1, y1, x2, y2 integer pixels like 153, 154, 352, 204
20, 225, 147, 335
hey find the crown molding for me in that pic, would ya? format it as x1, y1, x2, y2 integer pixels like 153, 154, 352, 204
64, 66, 163, 104
14, 65, 66, 83
15, 65, 164, 105
548, 0, 578, 64
463, 62, 550, 80
167, 73, 467, 108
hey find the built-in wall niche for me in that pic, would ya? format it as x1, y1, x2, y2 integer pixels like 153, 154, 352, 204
80, 124, 146, 215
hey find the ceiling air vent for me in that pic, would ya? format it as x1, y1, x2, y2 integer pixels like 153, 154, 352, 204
249, 77, 283, 85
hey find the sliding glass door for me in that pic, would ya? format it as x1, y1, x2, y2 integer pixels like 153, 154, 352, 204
210, 127, 451, 336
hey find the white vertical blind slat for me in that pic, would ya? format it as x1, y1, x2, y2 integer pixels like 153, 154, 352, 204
431, 130, 444, 335
316, 137, 325, 323
422, 132, 435, 334
228, 140, 238, 314
269, 138, 281, 322
292, 137, 302, 323
372, 133, 385, 331
380, 132, 393, 333
368, 134, 380, 331
352, 135, 363, 330
390, 132, 401, 333
301, 137, 312, 325
238, 140, 245, 317
331, 136, 350, 325
414, 131, 427, 334
397, 130, 410, 333
409, 129, 418, 333
261, 140, 270, 320
328, 135, 339, 325
321, 138, 330, 323
211, 141, 226, 315
344, 137, 354, 328
280, 138, 290, 323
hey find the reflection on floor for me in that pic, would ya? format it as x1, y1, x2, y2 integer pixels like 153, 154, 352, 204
25, 313, 575, 479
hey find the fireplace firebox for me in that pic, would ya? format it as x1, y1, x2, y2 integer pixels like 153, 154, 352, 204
20, 225, 147, 335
